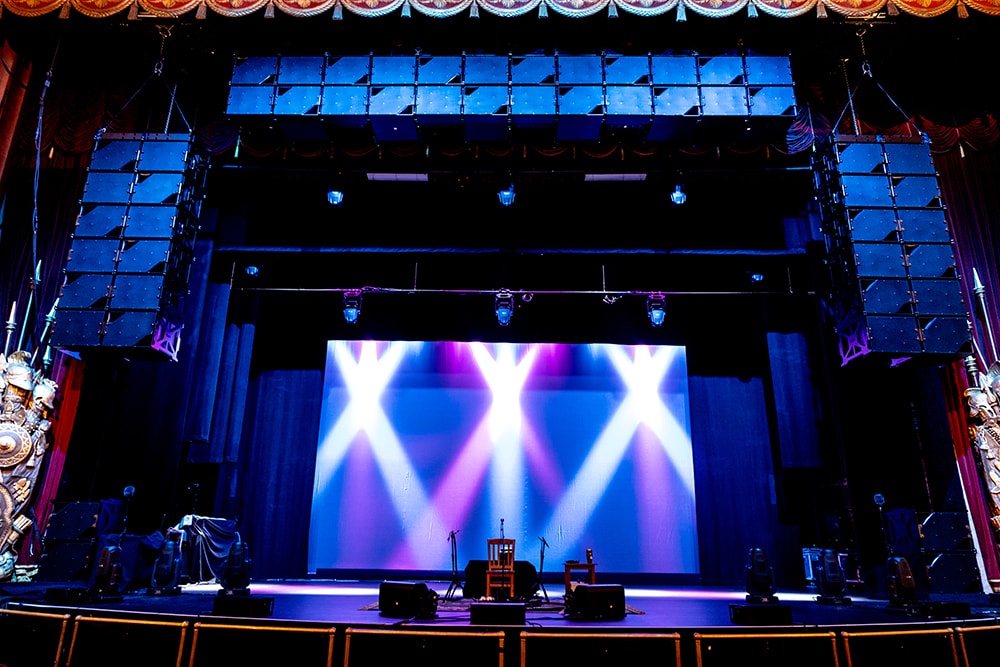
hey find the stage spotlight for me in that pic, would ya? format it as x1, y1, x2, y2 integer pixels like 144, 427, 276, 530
327, 188, 345, 206
497, 183, 516, 207
343, 291, 362, 324
745, 547, 779, 604
815, 548, 852, 605
92, 540, 124, 600
646, 293, 666, 327
148, 533, 183, 596
669, 183, 686, 206
495, 290, 514, 326
886, 556, 918, 611
220, 537, 252, 594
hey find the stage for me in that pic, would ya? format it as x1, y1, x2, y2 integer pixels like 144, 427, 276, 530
3, 578, 1000, 667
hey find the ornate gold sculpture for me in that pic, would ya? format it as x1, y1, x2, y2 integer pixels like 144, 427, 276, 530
965, 355, 1000, 539
0, 301, 58, 581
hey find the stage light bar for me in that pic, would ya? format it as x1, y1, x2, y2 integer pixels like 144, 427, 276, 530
584, 174, 647, 181
366, 173, 430, 181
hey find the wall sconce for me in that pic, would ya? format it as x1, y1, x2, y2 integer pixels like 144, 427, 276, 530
495, 290, 514, 326
646, 293, 666, 327
343, 291, 362, 324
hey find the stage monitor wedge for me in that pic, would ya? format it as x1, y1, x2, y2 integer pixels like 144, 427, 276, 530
564, 583, 626, 621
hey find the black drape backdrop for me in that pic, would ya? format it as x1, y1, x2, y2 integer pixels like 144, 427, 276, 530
0, 175, 986, 588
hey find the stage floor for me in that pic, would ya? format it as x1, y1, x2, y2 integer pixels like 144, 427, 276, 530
4, 578, 1000, 630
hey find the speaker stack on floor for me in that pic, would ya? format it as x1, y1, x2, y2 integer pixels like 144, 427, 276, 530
463, 559, 538, 600
37, 501, 101, 582
812, 134, 972, 365
52, 132, 207, 360
919, 511, 982, 594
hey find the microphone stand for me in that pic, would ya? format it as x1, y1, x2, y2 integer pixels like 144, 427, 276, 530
538, 537, 549, 603
445, 530, 461, 600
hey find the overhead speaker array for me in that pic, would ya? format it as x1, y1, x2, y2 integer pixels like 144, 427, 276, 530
52, 133, 207, 359
226, 52, 797, 143
813, 134, 972, 362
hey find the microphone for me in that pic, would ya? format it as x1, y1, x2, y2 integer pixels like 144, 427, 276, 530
121, 486, 135, 538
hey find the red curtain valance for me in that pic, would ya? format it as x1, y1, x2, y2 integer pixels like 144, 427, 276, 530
3, 0, 998, 20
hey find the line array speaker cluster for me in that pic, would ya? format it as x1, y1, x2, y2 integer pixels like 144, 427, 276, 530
918, 511, 981, 594
227, 52, 797, 143
813, 134, 972, 362
52, 133, 207, 359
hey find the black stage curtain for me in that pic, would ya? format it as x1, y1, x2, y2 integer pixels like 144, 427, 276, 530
238, 367, 322, 580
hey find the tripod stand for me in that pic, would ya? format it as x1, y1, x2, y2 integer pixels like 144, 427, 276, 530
445, 530, 462, 600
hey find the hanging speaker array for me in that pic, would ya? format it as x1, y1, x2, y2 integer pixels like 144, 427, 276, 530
226, 52, 797, 144
813, 134, 972, 363
52, 133, 207, 359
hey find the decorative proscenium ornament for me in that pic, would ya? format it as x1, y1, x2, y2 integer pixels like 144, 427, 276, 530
0, 301, 59, 581
965, 355, 1000, 539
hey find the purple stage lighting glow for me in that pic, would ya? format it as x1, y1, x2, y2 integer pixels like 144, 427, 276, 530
308, 341, 698, 577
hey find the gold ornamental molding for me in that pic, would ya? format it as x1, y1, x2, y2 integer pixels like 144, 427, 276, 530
2, 0, 997, 17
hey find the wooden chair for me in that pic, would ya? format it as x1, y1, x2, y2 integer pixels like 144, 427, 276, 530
841, 627, 959, 667
693, 631, 840, 667
65, 616, 189, 667
486, 538, 516, 599
522, 631, 682, 667
344, 628, 505, 667
189, 621, 336, 667
0, 608, 72, 667
956, 624, 1000, 667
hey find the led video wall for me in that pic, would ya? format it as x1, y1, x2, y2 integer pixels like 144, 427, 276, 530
308, 340, 698, 576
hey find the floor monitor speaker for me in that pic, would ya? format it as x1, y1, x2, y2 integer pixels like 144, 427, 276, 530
565, 583, 626, 621
378, 581, 438, 619
211, 592, 275, 618
470, 602, 526, 625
